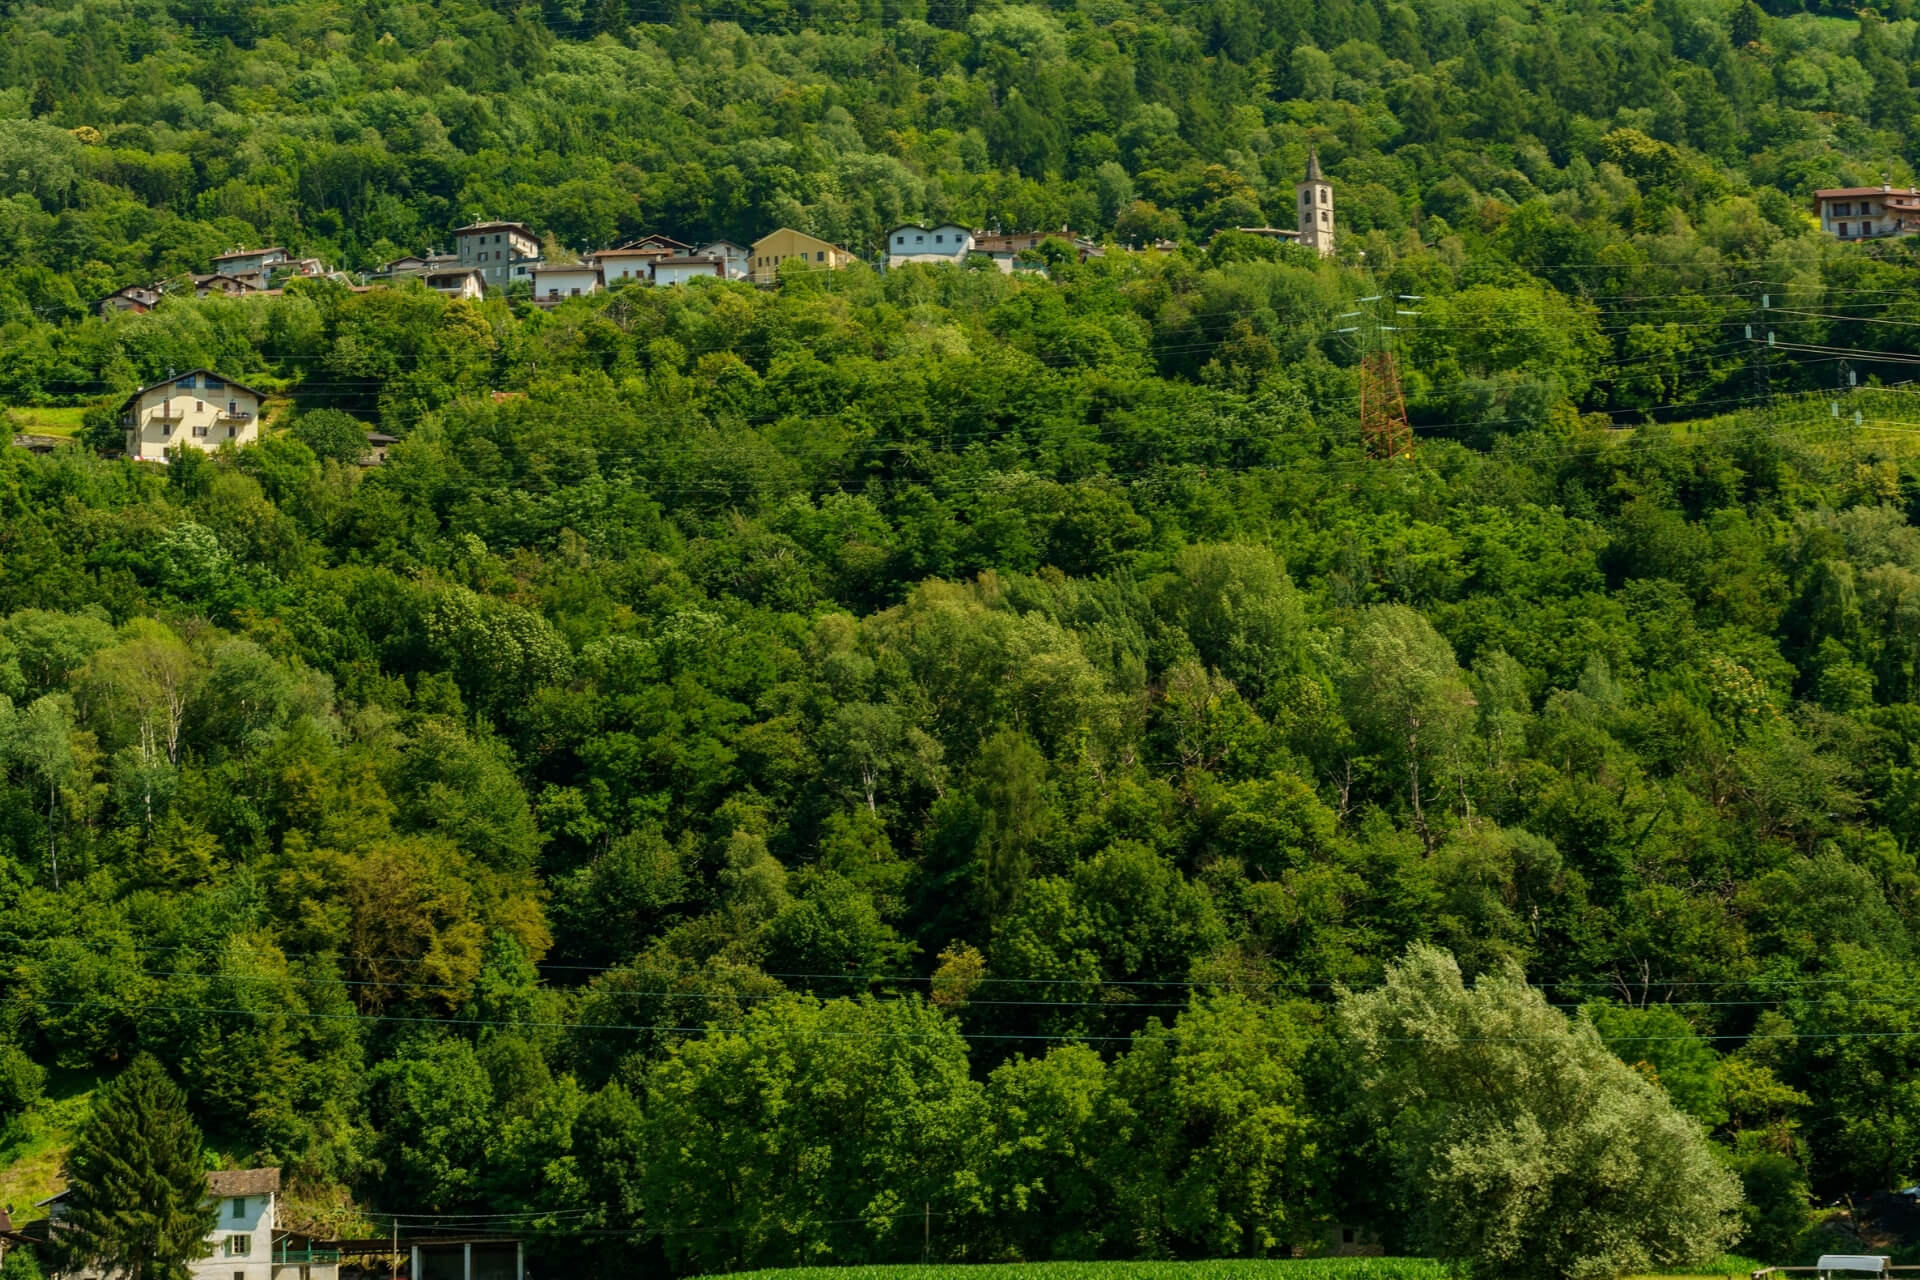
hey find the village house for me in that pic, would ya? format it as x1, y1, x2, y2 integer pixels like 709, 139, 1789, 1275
193, 273, 262, 299
697, 240, 752, 279
35, 1167, 336, 1280
362, 432, 398, 466
210, 246, 289, 288
651, 254, 727, 286
374, 252, 459, 281
421, 267, 487, 300
118, 369, 264, 461
454, 221, 542, 290
972, 230, 1066, 273
618, 233, 691, 256
1815, 183, 1920, 240
595, 247, 662, 285
749, 227, 855, 282
97, 283, 162, 316
531, 262, 602, 304
886, 223, 974, 269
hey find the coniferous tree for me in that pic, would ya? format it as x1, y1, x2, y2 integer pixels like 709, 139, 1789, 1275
56, 1054, 215, 1280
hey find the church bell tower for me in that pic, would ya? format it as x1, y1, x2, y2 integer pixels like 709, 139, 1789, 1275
1297, 148, 1334, 259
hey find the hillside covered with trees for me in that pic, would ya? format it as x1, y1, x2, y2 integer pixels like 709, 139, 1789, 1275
3, 0, 1920, 1275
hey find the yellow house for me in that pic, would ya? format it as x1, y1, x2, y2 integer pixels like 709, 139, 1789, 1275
118, 368, 265, 462
749, 228, 856, 283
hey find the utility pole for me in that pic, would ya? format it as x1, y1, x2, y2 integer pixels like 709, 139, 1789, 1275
1336, 293, 1418, 460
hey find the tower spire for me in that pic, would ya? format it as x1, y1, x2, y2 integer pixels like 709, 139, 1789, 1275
1305, 147, 1324, 183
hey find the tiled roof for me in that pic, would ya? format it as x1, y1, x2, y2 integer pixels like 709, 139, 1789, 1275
207, 1168, 281, 1197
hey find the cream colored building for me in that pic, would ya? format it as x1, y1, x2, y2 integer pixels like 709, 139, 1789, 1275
749, 227, 855, 283
118, 369, 265, 461
39, 1167, 336, 1280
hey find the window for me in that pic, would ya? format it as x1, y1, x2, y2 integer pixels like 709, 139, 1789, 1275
227, 425, 236, 437
935, 234, 943, 243
1839, 222, 1850, 237
895, 236, 904, 245
1834, 202, 1852, 216
178, 376, 196, 391
196, 401, 205, 412
192, 425, 209, 438
229, 400, 238, 414
1302, 192, 1311, 206
162, 424, 172, 437
494, 234, 502, 243
570, 287, 580, 296
204, 377, 223, 392
1320, 211, 1329, 225
817, 251, 825, 261
226, 1234, 251, 1257
1321, 189, 1329, 204
915, 235, 924, 244
1864, 220, 1875, 235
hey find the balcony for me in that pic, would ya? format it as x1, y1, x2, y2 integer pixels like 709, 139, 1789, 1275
149, 407, 184, 423
215, 409, 255, 423
273, 1245, 342, 1264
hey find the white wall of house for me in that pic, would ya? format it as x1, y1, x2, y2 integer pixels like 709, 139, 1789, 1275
887, 225, 973, 269
697, 241, 751, 279
651, 258, 724, 286
532, 266, 602, 302
597, 251, 658, 284
191, 1192, 273, 1280
121, 375, 261, 462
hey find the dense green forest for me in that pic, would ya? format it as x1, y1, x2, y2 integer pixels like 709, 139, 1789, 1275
6, 0, 1920, 1275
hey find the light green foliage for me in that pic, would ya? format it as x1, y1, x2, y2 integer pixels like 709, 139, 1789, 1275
1341, 947, 1742, 1280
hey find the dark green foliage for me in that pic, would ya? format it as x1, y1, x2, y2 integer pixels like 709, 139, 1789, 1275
54, 1055, 216, 1280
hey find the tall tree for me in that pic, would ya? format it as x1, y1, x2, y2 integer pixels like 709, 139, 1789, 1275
55, 1054, 216, 1280
1340, 947, 1742, 1280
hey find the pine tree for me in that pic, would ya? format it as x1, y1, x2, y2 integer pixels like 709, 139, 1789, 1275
56, 1055, 215, 1280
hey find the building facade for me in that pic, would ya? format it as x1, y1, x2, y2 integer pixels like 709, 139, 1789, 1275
38, 1167, 335, 1280
422, 267, 487, 300
531, 264, 602, 303
454, 222, 542, 290
1297, 149, 1334, 258
697, 240, 752, 279
595, 247, 660, 285
652, 255, 726, 285
749, 228, 855, 282
1815, 184, 1920, 240
119, 369, 264, 461
98, 284, 162, 316
210, 247, 289, 287
886, 223, 974, 269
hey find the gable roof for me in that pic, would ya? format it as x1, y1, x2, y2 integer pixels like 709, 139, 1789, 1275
116, 368, 271, 414
699, 240, 749, 253
888, 222, 971, 237
213, 246, 287, 262
751, 227, 847, 254
619, 234, 691, 251
208, 1168, 281, 1197
455, 221, 536, 238
192, 273, 261, 291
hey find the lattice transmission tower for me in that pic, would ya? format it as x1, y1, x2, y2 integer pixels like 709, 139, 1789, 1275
1337, 293, 1419, 460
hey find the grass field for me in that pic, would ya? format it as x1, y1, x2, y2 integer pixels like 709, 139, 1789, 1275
3, 405, 88, 438
0, 1070, 97, 1222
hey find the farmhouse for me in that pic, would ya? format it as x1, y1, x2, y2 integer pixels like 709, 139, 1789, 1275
118, 369, 265, 461
750, 227, 855, 282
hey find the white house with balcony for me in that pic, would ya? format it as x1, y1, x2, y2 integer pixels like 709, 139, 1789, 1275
886, 223, 974, 268
651, 254, 727, 286
1815, 184, 1920, 240
118, 369, 264, 461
